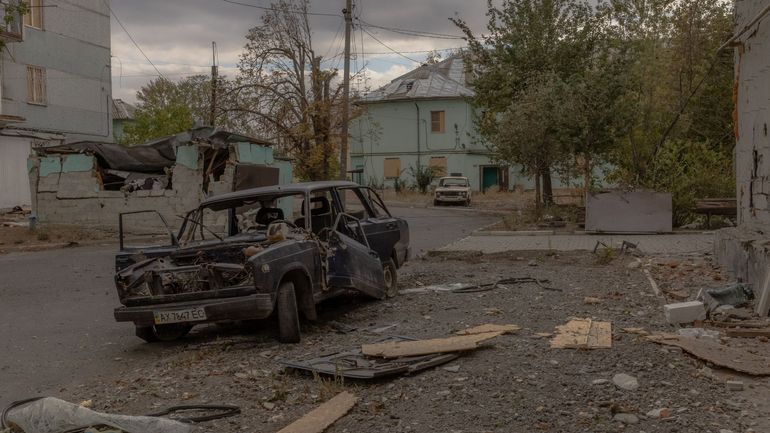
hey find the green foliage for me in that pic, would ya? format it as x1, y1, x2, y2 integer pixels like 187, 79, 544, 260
122, 78, 195, 144
647, 140, 734, 226
409, 165, 438, 194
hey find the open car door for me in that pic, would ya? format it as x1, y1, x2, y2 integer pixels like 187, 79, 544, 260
326, 213, 387, 299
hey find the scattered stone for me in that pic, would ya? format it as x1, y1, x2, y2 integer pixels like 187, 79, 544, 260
528, 260, 538, 267
592, 379, 610, 385
626, 260, 641, 269
613, 373, 639, 391
646, 408, 671, 418
719, 430, 735, 433
583, 297, 601, 305
443, 365, 460, 373
262, 401, 276, 410
436, 390, 451, 397
726, 380, 745, 391
677, 327, 720, 342
613, 413, 639, 424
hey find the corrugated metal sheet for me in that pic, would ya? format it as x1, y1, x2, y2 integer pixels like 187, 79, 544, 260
111, 98, 137, 120
364, 54, 474, 102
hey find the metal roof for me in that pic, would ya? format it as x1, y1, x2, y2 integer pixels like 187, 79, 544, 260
200, 181, 359, 208
362, 54, 474, 103
111, 99, 137, 120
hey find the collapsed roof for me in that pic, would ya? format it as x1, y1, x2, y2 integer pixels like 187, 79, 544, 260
36, 127, 273, 173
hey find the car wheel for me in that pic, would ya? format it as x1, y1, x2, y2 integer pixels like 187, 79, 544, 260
135, 324, 191, 343
433, 199, 440, 206
277, 281, 301, 343
465, 199, 471, 207
382, 258, 399, 298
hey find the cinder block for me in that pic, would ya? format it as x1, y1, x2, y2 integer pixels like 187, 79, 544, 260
664, 301, 707, 324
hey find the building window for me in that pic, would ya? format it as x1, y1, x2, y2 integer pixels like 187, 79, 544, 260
431, 111, 445, 133
26, 66, 46, 105
384, 158, 401, 179
429, 156, 448, 177
23, 0, 43, 29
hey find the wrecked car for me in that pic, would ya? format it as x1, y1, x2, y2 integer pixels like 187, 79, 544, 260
112, 181, 409, 343
434, 176, 472, 206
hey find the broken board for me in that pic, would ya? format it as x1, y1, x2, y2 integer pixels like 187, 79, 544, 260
551, 318, 612, 349
277, 391, 357, 433
362, 331, 503, 358
646, 333, 770, 375
456, 324, 520, 335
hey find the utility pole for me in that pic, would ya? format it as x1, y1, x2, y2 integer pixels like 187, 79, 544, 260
339, 0, 352, 181
210, 41, 218, 127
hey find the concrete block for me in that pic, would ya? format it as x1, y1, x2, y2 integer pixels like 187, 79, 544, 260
664, 301, 707, 324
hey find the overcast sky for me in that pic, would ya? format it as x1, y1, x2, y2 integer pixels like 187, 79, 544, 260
109, 0, 489, 103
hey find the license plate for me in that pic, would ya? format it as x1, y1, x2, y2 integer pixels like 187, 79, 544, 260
153, 307, 207, 325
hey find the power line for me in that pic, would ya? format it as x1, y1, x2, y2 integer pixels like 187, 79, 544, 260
360, 26, 420, 63
359, 19, 465, 40
221, 0, 341, 17
101, 0, 165, 79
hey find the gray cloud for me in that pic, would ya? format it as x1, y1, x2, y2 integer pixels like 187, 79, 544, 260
110, 0, 489, 102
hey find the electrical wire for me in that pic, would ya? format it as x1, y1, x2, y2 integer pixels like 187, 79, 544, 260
360, 26, 420, 63
101, 0, 165, 79
359, 19, 465, 40
221, 0, 341, 17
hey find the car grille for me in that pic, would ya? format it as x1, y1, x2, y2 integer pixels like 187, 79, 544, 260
441, 191, 461, 196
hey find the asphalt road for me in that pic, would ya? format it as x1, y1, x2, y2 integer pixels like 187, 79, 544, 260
0, 206, 497, 408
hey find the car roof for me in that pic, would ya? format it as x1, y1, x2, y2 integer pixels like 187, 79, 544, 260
440, 176, 468, 180
200, 180, 360, 208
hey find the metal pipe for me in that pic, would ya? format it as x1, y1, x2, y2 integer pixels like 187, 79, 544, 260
414, 102, 421, 169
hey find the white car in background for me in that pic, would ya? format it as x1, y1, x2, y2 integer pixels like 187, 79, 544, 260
433, 176, 472, 206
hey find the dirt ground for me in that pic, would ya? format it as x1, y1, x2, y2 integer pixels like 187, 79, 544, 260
0, 211, 114, 254
43, 249, 768, 433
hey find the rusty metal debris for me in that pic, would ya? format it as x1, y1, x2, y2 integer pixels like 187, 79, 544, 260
281, 336, 459, 380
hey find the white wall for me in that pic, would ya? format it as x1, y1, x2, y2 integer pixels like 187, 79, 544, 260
0, 136, 31, 209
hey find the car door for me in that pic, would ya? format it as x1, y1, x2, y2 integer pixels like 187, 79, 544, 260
333, 187, 400, 264
325, 213, 386, 299
115, 210, 180, 271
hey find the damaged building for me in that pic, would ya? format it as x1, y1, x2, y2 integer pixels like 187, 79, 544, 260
715, 2, 770, 315
27, 127, 292, 229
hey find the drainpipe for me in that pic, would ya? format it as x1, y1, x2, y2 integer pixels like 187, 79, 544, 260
414, 102, 421, 169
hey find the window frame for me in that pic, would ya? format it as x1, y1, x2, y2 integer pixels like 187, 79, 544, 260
428, 156, 448, 177
26, 65, 46, 105
23, 0, 43, 30
383, 157, 401, 179
430, 110, 445, 133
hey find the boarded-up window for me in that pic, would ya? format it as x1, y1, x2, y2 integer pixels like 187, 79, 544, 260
429, 156, 447, 176
26, 66, 46, 105
23, 0, 43, 29
384, 158, 401, 179
431, 111, 445, 133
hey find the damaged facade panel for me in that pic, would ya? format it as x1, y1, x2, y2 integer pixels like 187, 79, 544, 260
26, 127, 292, 230
715, 1, 770, 315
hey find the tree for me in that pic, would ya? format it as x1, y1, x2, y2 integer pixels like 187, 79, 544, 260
228, 0, 352, 181
453, 0, 596, 205
122, 78, 194, 144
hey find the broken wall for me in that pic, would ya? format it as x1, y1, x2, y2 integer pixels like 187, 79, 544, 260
715, 1, 770, 315
29, 142, 291, 231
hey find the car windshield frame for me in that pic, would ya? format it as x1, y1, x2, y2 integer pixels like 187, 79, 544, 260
439, 178, 469, 187
177, 190, 311, 244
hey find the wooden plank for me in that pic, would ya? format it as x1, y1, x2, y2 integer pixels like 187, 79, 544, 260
755, 269, 770, 317
586, 321, 612, 348
551, 319, 591, 349
646, 333, 770, 376
724, 328, 770, 338
643, 269, 661, 297
362, 331, 503, 358
277, 392, 358, 433
456, 324, 520, 335
551, 318, 612, 349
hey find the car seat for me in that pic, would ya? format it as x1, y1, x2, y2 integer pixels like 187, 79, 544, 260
255, 207, 284, 227
294, 196, 332, 234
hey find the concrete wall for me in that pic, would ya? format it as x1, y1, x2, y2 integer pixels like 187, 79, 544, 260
29, 143, 291, 230
1, 0, 112, 141
0, 136, 33, 209
715, 1, 770, 315
733, 0, 770, 227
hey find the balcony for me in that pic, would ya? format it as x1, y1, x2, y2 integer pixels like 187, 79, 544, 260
0, 2, 24, 43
